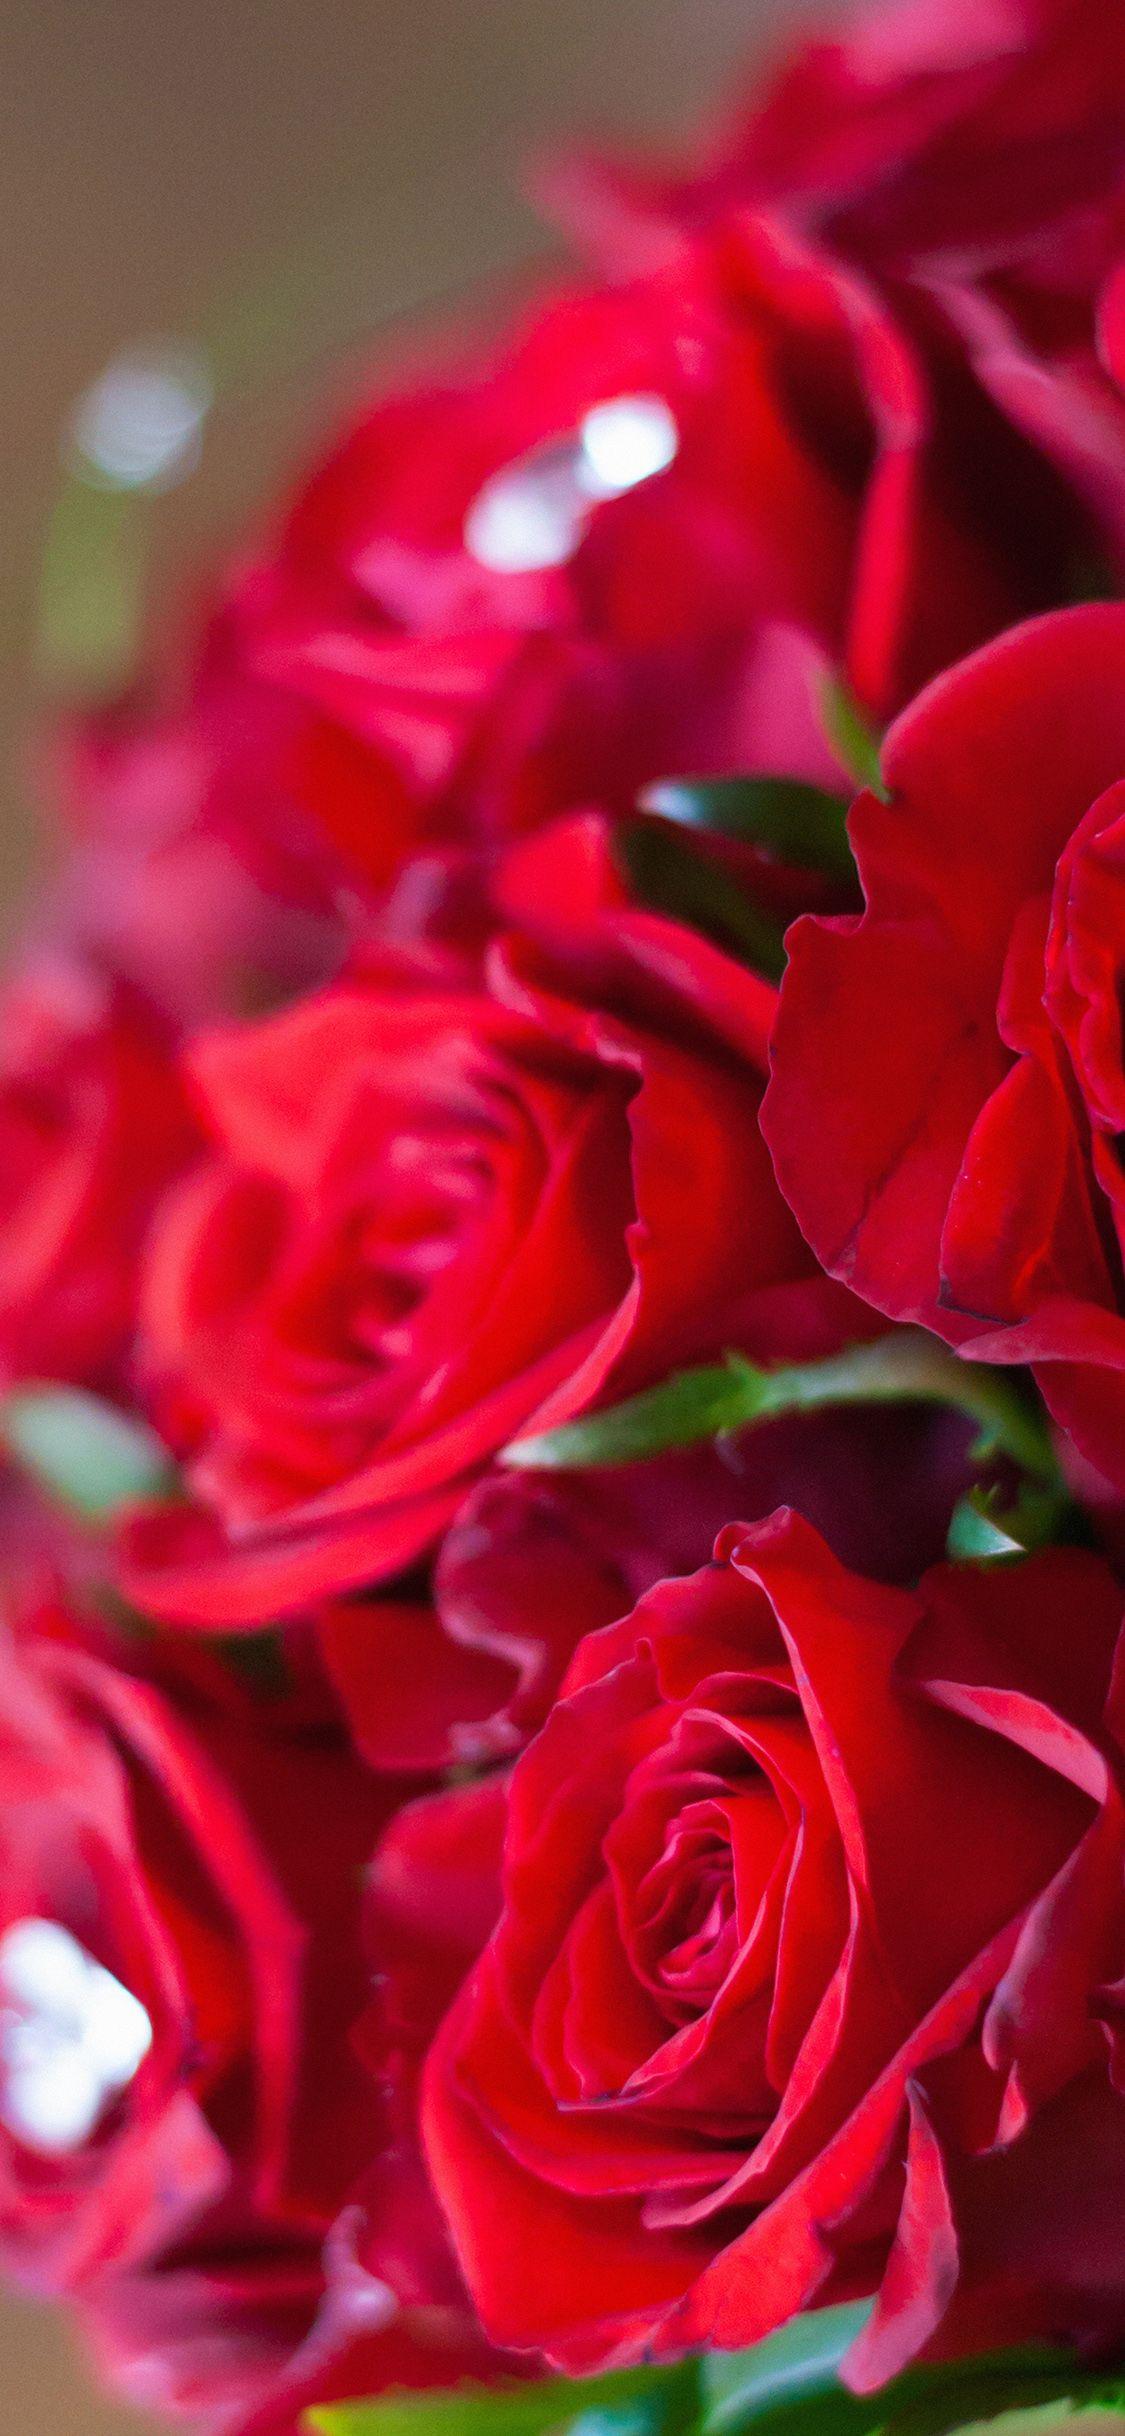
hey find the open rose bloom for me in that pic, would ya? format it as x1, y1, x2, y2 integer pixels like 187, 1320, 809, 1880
6, 0, 1125, 2432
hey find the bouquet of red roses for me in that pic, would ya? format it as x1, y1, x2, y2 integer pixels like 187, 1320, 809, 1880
4, 0, 1125, 2430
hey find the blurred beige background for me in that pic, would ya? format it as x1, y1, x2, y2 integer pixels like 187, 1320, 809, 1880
0, 0, 790, 2426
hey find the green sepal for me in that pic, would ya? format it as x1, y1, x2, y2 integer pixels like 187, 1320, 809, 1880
617, 822, 788, 982
505, 1333, 1058, 1486
1066, 548, 1119, 607
0, 1384, 176, 1522
506, 1355, 757, 1469
638, 778, 855, 890
213, 1631, 292, 1701
818, 675, 888, 800
946, 1478, 1073, 1564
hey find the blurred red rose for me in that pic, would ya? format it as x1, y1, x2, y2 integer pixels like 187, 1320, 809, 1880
558, 0, 1125, 272
41, 2, 1120, 970
0, 956, 194, 1394
79, 2224, 501, 2436
0, 1585, 413, 2427
45, 609, 345, 1034
216, 248, 859, 905
162, 0, 1125, 929
554, 0, 1125, 704
422, 1511, 1125, 2379
120, 814, 867, 1625
763, 602, 1125, 1497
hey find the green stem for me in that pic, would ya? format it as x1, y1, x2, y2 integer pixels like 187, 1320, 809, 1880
504, 1332, 1059, 1482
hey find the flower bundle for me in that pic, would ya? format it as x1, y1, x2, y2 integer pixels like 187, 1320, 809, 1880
4, 3, 1125, 2433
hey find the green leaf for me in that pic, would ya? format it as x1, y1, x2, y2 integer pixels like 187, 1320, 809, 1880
617, 822, 788, 983
568, 2406, 680, 2436
305, 2325, 1125, 2436
696, 2328, 1120, 2436
0, 1385, 176, 1522
505, 1332, 1058, 1485
700, 2309, 1110, 2436
638, 779, 855, 890
818, 674, 888, 800
884, 2376, 1125, 2436
701, 2301, 873, 2435
307, 2360, 698, 2436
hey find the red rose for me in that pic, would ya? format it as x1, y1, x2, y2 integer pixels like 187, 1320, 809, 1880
357, 1779, 509, 2320
322, 1392, 975, 1773
48, 6, 1121, 978
172, 0, 1125, 931
0, 957, 194, 1394
556, 0, 1125, 709
421, 1510, 1125, 2379
121, 815, 850, 1624
763, 602, 1125, 1495
216, 226, 1081, 915
0, 1584, 398, 2425
219, 246, 860, 907
559, 0, 1125, 266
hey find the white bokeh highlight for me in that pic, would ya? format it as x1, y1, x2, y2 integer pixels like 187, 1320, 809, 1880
465, 392, 680, 573
67, 345, 212, 493
0, 1917, 153, 2155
